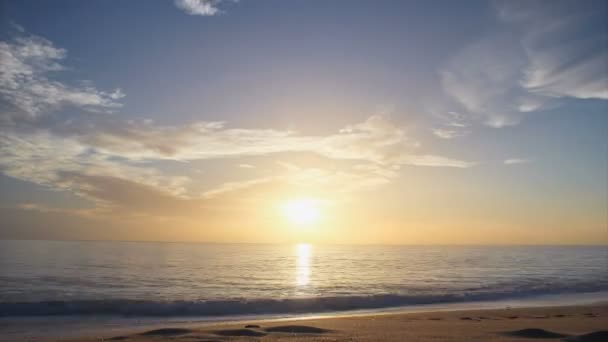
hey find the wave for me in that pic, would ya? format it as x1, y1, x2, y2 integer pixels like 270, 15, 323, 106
1, 286, 606, 317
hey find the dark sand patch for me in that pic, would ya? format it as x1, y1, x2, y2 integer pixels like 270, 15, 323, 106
140, 328, 193, 336
564, 331, 608, 342
554, 314, 566, 318
427, 317, 442, 321
502, 328, 567, 339
107, 337, 129, 341
178, 335, 219, 340
460, 317, 478, 321
213, 329, 266, 337
245, 324, 261, 328
264, 325, 332, 334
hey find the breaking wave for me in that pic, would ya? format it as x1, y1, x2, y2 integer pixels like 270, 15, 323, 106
2, 286, 606, 317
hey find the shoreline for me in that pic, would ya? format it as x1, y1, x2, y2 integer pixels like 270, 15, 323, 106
1, 292, 607, 341
4, 303, 606, 342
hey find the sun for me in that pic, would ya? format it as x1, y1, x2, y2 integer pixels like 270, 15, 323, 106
281, 198, 321, 226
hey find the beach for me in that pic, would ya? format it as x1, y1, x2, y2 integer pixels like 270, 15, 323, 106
1, 242, 607, 341
2, 303, 602, 342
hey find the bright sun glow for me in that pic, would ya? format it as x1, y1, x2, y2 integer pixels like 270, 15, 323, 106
282, 198, 321, 226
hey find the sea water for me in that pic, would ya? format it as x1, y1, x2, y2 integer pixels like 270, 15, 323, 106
0, 240, 606, 317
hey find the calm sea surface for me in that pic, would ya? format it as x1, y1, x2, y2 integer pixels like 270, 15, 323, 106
0, 240, 606, 317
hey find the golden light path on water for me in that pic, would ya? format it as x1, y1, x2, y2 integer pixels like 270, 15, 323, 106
296, 243, 311, 287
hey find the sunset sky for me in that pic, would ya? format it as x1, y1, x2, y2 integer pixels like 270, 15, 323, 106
0, 0, 606, 245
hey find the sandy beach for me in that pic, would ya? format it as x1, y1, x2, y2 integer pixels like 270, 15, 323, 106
44, 304, 607, 342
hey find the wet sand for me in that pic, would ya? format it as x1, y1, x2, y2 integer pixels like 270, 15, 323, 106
55, 304, 608, 342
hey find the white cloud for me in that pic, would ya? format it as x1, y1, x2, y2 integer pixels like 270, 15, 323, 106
0, 28, 476, 216
0, 132, 190, 204
504, 158, 533, 165
203, 176, 274, 198
427, 109, 471, 139
0, 33, 124, 122
397, 155, 477, 168
432, 128, 467, 139
174, 0, 223, 16
440, 0, 607, 127
440, 34, 534, 127
56, 114, 472, 171
0, 114, 475, 212
498, 0, 607, 100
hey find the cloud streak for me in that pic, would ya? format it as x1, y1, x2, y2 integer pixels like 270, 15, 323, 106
498, 0, 608, 100
0, 114, 475, 200
174, 0, 224, 16
432, 127, 468, 139
504, 158, 533, 165
0, 33, 124, 124
0, 27, 475, 218
439, 0, 607, 128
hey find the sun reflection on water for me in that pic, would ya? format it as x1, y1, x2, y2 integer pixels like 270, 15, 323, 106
295, 243, 311, 287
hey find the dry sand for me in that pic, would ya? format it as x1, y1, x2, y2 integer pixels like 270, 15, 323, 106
54, 304, 608, 342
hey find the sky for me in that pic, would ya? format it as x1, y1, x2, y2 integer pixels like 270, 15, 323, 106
0, 0, 606, 245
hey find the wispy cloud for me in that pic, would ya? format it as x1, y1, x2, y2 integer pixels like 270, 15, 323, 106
432, 128, 468, 139
427, 110, 471, 139
504, 158, 533, 165
498, 0, 607, 100
440, 0, 607, 128
0, 113, 474, 182
25, 112, 470, 170
0, 132, 191, 200
441, 34, 528, 127
398, 155, 476, 168
0, 33, 124, 124
174, 0, 225, 16
0, 28, 476, 218
0, 113, 476, 216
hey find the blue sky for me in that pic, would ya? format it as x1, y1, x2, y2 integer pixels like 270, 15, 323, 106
0, 0, 606, 244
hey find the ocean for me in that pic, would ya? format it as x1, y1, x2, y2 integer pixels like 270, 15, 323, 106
0, 240, 606, 318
